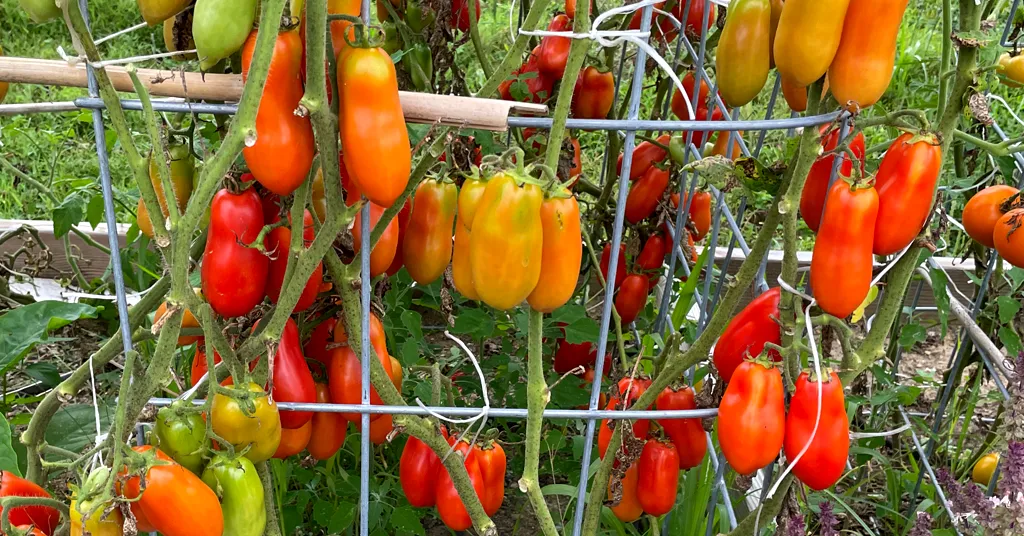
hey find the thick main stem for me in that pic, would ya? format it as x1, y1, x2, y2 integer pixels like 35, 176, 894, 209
519, 309, 558, 536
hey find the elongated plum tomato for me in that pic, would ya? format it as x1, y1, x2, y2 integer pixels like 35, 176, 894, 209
475, 441, 507, 516
121, 446, 224, 536
308, 383, 348, 460
598, 378, 651, 459
773, 0, 851, 87
138, 142, 194, 239
201, 188, 269, 317
637, 439, 680, 516
608, 463, 643, 522
600, 243, 627, 292
811, 180, 878, 318
828, 0, 909, 109
636, 234, 667, 290
137, 0, 190, 25
617, 134, 671, 181
264, 210, 323, 312
457, 177, 488, 230
211, 382, 282, 464
614, 274, 649, 325
400, 433, 444, 507
241, 29, 314, 196
713, 287, 782, 383
339, 47, 410, 207
768, 0, 784, 67
572, 66, 615, 120
200, 453, 266, 536
718, 361, 785, 475
469, 173, 544, 310
625, 165, 670, 224
435, 441, 487, 531
333, 311, 389, 365
670, 72, 711, 121
264, 318, 316, 429
274, 420, 312, 458
304, 316, 337, 364
799, 127, 866, 233
716, 0, 771, 108
994, 209, 1024, 269
329, 345, 395, 423
352, 202, 400, 279
538, 14, 572, 77
528, 192, 583, 313
451, 0, 482, 32
452, 222, 479, 300
0, 471, 60, 535
656, 386, 707, 470
873, 132, 942, 255
783, 370, 850, 490
403, 179, 458, 285
963, 185, 1019, 248
670, 191, 713, 241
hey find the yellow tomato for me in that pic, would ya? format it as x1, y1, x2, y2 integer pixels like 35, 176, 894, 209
972, 452, 1000, 486
212, 382, 282, 463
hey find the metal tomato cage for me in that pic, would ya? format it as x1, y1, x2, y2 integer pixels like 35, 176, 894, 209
1, 0, 1006, 534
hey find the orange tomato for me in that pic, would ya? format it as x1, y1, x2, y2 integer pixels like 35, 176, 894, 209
273, 420, 312, 458
402, 179, 458, 285
352, 202, 400, 279
773, 0, 851, 87
308, 383, 349, 460
339, 47, 410, 207
828, 0, 910, 109
154, 290, 202, 346
811, 180, 878, 318
963, 185, 1019, 248
527, 192, 583, 313
452, 222, 479, 300
608, 463, 643, 523
994, 209, 1024, 268
121, 446, 224, 536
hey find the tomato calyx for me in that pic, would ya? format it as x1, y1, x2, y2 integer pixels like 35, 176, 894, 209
1000, 190, 1024, 213
336, 16, 383, 49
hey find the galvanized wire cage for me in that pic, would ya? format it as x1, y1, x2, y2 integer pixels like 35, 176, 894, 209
2, 0, 1019, 534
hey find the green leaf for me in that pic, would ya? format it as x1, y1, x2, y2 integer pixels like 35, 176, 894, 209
929, 268, 950, 337
1007, 267, 1024, 291
997, 296, 1022, 324
0, 415, 22, 477
550, 303, 587, 325
563, 317, 599, 345
899, 323, 927, 349
313, 499, 333, 527
999, 326, 1023, 356
896, 385, 923, 406
0, 301, 97, 375
540, 483, 579, 497
995, 155, 1018, 182
389, 506, 425, 535
328, 502, 357, 532
85, 192, 105, 229
451, 308, 495, 340
24, 362, 60, 387
53, 190, 87, 238
851, 285, 880, 324
400, 310, 423, 341
400, 339, 419, 366
46, 402, 114, 453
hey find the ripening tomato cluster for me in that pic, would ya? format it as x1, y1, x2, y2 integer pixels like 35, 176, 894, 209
592, 378, 707, 522
806, 132, 942, 318
716, 0, 910, 112
400, 431, 507, 531
718, 362, 851, 490
963, 184, 1024, 268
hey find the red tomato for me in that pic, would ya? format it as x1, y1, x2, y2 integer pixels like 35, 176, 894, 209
451, 0, 482, 32
0, 472, 60, 535
799, 127, 867, 233
352, 202, 400, 279
712, 287, 782, 383
994, 209, 1024, 268
614, 274, 649, 325
963, 185, 1019, 248
636, 439, 680, 516
400, 434, 444, 507
435, 441, 487, 531
625, 166, 670, 224
671, 71, 712, 121
783, 370, 850, 490
608, 463, 643, 522
241, 30, 314, 196
304, 316, 337, 365
328, 345, 395, 423
121, 446, 224, 536
386, 200, 412, 276
636, 234, 667, 290
655, 386, 707, 470
403, 179, 458, 285
538, 14, 572, 77
617, 134, 671, 181
499, 47, 555, 103
572, 66, 615, 120
811, 181, 878, 318
307, 383, 348, 460
190, 346, 222, 388
475, 441, 506, 516
273, 419, 312, 458
265, 318, 316, 429
201, 188, 269, 317
873, 133, 942, 255
600, 243, 628, 292
718, 361, 785, 475
264, 210, 323, 313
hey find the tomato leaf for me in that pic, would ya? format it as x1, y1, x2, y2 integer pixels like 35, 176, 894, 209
46, 402, 114, 453
52, 190, 87, 238
999, 326, 1022, 356
389, 506, 425, 535
24, 362, 60, 387
85, 192, 105, 229
997, 296, 1021, 324
563, 317, 599, 345
899, 323, 927, 349
451, 308, 495, 340
328, 502, 357, 532
0, 414, 21, 477
0, 301, 98, 375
